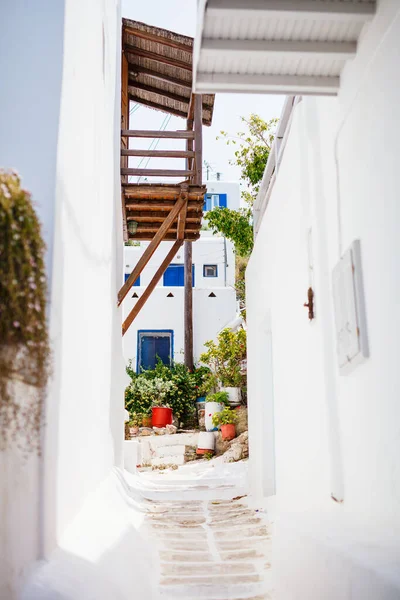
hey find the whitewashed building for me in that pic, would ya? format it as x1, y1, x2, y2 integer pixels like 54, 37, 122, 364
194, 1, 400, 599
0, 1, 152, 599
123, 180, 240, 369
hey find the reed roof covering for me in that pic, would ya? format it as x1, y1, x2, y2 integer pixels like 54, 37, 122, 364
122, 18, 215, 125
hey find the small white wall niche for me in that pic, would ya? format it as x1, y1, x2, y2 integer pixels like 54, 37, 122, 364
332, 240, 369, 374
333, 240, 369, 375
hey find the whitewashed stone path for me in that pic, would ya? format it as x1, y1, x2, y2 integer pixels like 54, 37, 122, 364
129, 460, 274, 600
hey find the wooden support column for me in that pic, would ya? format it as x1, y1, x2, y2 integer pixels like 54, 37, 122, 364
184, 96, 202, 371
122, 240, 183, 336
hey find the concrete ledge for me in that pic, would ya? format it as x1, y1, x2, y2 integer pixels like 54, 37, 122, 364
124, 440, 141, 474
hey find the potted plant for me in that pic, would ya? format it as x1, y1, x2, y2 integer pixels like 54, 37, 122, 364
142, 411, 152, 428
212, 407, 238, 441
150, 378, 175, 428
205, 391, 229, 431
128, 413, 141, 436
196, 431, 215, 455
199, 328, 247, 408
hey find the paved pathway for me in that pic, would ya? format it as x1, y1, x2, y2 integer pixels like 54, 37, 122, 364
134, 461, 274, 600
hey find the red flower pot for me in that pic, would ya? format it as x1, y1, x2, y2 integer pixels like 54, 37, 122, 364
152, 406, 173, 428
221, 423, 236, 441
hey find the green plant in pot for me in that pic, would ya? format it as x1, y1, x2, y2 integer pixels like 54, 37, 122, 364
204, 391, 229, 432
128, 413, 142, 435
205, 391, 230, 406
212, 407, 238, 441
149, 378, 175, 428
200, 327, 247, 407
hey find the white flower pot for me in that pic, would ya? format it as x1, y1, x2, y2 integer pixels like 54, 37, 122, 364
205, 402, 223, 432
197, 431, 215, 453
221, 387, 241, 406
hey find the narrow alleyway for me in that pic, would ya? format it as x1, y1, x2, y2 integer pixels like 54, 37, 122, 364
126, 461, 274, 600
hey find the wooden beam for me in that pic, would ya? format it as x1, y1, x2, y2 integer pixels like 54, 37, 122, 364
177, 184, 188, 240
135, 223, 198, 233
121, 149, 195, 158
118, 194, 187, 305
195, 73, 339, 96
123, 26, 193, 54
129, 66, 192, 90
128, 215, 201, 223
131, 232, 200, 241
122, 240, 183, 336
194, 95, 203, 185
121, 189, 128, 243
206, 0, 376, 21
201, 38, 357, 60
128, 95, 188, 119
128, 81, 190, 105
184, 240, 194, 370
125, 201, 203, 211
122, 129, 195, 139
124, 44, 192, 72
186, 118, 194, 176
121, 168, 194, 177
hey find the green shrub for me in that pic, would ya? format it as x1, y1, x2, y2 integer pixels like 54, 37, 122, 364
125, 360, 199, 427
199, 327, 246, 388
205, 391, 229, 405
0, 170, 51, 453
212, 407, 238, 427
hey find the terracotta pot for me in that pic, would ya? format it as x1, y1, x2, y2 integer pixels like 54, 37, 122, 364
152, 406, 173, 428
221, 423, 236, 441
142, 415, 152, 428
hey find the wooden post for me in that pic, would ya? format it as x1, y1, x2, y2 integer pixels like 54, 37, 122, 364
184, 96, 202, 371
184, 240, 193, 371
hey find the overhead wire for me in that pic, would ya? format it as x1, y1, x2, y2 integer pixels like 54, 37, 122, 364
137, 113, 172, 182
133, 113, 171, 183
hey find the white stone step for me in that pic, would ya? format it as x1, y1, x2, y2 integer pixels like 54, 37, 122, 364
155, 444, 187, 458
152, 455, 186, 467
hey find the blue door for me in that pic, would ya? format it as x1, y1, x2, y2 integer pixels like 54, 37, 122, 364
138, 331, 173, 371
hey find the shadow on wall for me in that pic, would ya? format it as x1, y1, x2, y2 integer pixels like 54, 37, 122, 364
21, 530, 152, 600
21, 472, 156, 600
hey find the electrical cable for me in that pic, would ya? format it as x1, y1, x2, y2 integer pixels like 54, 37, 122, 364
136, 114, 172, 183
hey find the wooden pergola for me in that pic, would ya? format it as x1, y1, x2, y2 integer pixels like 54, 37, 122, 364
118, 19, 215, 368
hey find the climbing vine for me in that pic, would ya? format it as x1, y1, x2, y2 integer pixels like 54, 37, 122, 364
0, 170, 51, 452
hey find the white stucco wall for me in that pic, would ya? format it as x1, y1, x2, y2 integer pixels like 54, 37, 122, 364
0, 1, 154, 598
0, 2, 66, 597
205, 180, 241, 211
123, 235, 237, 367
247, 1, 400, 597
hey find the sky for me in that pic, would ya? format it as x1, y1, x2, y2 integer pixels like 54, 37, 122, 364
121, 0, 285, 184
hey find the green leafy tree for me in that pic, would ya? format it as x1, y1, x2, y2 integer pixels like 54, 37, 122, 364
204, 114, 278, 305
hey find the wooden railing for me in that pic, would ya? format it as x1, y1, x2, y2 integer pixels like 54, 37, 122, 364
120, 94, 203, 184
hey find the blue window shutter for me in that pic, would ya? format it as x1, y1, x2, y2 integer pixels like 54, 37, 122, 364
155, 336, 171, 365
139, 333, 172, 371
124, 273, 140, 286
164, 264, 184, 286
219, 194, 227, 208
141, 336, 155, 370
